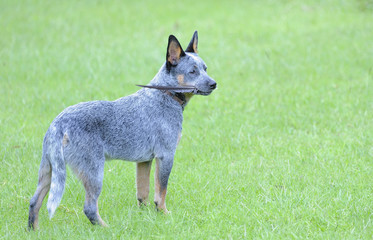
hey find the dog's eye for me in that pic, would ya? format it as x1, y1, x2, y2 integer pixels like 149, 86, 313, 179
189, 69, 196, 74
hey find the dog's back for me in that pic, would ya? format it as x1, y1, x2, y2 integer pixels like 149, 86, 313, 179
51, 88, 183, 163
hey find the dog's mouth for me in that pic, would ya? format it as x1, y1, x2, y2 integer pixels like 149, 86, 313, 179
196, 90, 213, 96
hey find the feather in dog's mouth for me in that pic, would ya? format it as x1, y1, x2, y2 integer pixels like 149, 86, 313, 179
136, 84, 196, 93
136, 84, 214, 95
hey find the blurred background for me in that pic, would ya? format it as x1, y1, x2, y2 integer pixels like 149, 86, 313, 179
1, 0, 372, 238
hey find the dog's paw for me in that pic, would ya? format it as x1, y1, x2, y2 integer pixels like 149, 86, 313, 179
155, 206, 169, 214
137, 198, 148, 207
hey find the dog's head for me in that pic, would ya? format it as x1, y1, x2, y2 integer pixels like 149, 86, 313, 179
165, 31, 217, 96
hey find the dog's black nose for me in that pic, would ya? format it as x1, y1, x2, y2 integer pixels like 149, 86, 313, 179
209, 82, 217, 90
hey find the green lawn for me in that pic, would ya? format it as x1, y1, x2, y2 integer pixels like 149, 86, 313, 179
1, 0, 372, 238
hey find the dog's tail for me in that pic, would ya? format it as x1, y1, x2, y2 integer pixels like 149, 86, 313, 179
46, 131, 67, 219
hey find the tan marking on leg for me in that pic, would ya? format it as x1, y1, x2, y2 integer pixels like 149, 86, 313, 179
29, 186, 49, 230
177, 74, 185, 85
154, 158, 160, 201
136, 161, 152, 206
62, 133, 69, 147
159, 188, 168, 214
29, 168, 51, 230
96, 201, 108, 227
154, 158, 168, 214
33, 186, 49, 228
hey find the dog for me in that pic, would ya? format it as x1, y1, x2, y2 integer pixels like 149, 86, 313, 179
28, 31, 217, 230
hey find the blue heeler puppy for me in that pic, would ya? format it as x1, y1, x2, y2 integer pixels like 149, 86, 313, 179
28, 31, 217, 230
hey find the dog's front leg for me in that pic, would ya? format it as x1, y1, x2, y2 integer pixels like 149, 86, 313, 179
136, 161, 152, 206
154, 155, 174, 214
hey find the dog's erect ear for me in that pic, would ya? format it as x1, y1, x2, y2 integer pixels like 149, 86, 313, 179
166, 35, 185, 70
185, 31, 198, 53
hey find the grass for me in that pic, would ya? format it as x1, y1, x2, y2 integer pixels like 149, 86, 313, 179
1, 0, 372, 238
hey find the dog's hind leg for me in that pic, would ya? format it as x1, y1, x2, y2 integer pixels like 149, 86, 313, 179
71, 146, 107, 227
81, 164, 107, 227
136, 161, 152, 206
154, 155, 174, 214
28, 154, 51, 230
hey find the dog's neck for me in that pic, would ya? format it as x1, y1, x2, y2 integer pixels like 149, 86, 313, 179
164, 91, 193, 110
165, 91, 185, 105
